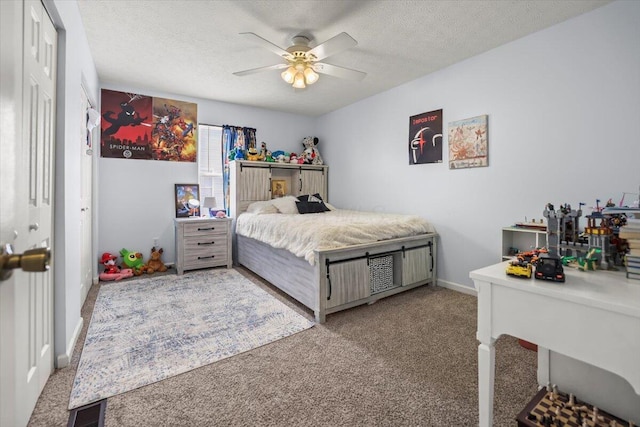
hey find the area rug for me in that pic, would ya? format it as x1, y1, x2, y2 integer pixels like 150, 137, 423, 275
68, 268, 314, 409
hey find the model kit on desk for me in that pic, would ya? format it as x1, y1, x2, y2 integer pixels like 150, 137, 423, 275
543, 200, 627, 271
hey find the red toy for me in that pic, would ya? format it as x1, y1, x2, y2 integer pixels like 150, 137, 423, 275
99, 252, 134, 281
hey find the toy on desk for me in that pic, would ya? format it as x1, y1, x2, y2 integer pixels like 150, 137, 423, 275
506, 258, 532, 278
516, 247, 548, 265
534, 253, 565, 282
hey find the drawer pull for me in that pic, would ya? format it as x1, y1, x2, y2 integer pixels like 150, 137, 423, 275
198, 227, 215, 231
198, 255, 215, 260
197, 241, 215, 245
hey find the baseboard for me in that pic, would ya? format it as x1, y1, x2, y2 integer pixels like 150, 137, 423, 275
56, 317, 84, 368
437, 279, 477, 296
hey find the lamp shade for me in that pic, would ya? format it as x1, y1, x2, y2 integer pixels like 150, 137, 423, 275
203, 197, 217, 208
281, 66, 296, 84
304, 67, 319, 85
292, 72, 306, 89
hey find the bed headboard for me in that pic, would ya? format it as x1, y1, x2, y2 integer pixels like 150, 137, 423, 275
228, 160, 328, 217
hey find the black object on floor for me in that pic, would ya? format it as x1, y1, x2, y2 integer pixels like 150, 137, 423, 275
67, 399, 106, 427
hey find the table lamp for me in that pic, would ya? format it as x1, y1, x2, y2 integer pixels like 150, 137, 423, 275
203, 197, 218, 217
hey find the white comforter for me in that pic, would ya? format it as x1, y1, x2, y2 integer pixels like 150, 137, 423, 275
235, 209, 436, 265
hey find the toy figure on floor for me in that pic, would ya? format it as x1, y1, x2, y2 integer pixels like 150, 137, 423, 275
120, 248, 147, 275
144, 247, 168, 274
99, 252, 134, 281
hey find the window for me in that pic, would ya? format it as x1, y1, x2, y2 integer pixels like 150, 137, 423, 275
198, 124, 224, 215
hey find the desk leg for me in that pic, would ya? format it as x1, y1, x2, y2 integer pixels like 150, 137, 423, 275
478, 340, 496, 427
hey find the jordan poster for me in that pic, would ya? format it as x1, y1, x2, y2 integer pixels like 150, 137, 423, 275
408, 109, 443, 165
100, 89, 197, 162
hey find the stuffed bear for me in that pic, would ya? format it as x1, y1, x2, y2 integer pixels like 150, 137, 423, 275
145, 247, 168, 274
302, 136, 323, 165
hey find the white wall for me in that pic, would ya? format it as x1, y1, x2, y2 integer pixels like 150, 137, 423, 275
46, 0, 100, 366
97, 84, 316, 265
317, 0, 640, 290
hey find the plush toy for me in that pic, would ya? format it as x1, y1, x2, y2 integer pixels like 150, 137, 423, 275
99, 252, 134, 281
246, 147, 261, 161
271, 150, 289, 163
302, 136, 323, 165
144, 247, 168, 274
289, 153, 299, 164
120, 248, 146, 275
215, 210, 227, 218
264, 150, 275, 162
259, 142, 268, 160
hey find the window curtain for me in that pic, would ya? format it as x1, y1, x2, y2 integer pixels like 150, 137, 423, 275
222, 125, 256, 215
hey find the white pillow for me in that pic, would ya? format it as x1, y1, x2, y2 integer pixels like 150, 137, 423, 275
271, 195, 299, 214
246, 200, 279, 214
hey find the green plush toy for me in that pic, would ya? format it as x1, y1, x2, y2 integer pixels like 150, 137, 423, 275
120, 248, 146, 275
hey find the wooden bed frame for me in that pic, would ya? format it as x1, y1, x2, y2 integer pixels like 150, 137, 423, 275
237, 232, 437, 323
228, 160, 438, 323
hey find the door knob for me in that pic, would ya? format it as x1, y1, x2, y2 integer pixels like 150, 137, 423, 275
0, 244, 50, 281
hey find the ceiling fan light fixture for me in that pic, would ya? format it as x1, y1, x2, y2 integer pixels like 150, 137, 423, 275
303, 67, 319, 85
292, 72, 306, 89
281, 66, 296, 84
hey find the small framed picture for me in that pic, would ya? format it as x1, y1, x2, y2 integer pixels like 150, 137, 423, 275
271, 179, 287, 198
175, 183, 200, 217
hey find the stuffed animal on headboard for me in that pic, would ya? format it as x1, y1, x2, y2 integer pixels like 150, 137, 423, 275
302, 136, 323, 165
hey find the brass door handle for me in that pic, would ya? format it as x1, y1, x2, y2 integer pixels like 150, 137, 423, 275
0, 244, 50, 281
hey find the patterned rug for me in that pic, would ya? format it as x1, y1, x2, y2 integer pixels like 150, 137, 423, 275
68, 268, 315, 409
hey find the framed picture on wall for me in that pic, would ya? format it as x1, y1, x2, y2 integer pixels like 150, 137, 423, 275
175, 183, 200, 217
448, 115, 488, 169
271, 179, 287, 198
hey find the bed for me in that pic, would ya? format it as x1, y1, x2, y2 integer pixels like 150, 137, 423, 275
233, 194, 438, 323
227, 160, 438, 322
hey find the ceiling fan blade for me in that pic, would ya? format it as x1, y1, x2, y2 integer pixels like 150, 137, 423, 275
307, 32, 357, 61
313, 63, 366, 81
233, 63, 289, 77
239, 32, 291, 59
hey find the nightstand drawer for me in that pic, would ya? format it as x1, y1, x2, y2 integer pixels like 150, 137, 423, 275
183, 222, 226, 238
183, 245, 228, 269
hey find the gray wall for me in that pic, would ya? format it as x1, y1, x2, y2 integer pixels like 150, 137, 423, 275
317, 0, 640, 290
47, 0, 100, 365
97, 84, 316, 265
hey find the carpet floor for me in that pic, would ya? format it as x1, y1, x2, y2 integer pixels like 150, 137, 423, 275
28, 267, 538, 426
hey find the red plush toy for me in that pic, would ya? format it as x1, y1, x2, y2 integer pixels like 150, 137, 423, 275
99, 252, 134, 281
101, 252, 120, 274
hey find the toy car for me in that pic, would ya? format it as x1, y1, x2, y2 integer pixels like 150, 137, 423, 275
534, 254, 565, 282
506, 259, 533, 278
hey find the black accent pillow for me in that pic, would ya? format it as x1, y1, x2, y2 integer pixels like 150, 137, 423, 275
296, 193, 330, 214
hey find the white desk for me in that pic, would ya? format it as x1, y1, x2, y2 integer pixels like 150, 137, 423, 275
470, 261, 640, 427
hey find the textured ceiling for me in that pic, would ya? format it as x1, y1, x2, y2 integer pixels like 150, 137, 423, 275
77, 0, 610, 117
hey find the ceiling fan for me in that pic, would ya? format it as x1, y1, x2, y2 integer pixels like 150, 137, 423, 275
233, 32, 366, 89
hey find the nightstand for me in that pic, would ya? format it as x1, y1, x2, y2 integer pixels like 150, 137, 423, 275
174, 217, 232, 275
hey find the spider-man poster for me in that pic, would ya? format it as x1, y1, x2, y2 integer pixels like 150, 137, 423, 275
408, 109, 443, 165
100, 89, 197, 162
